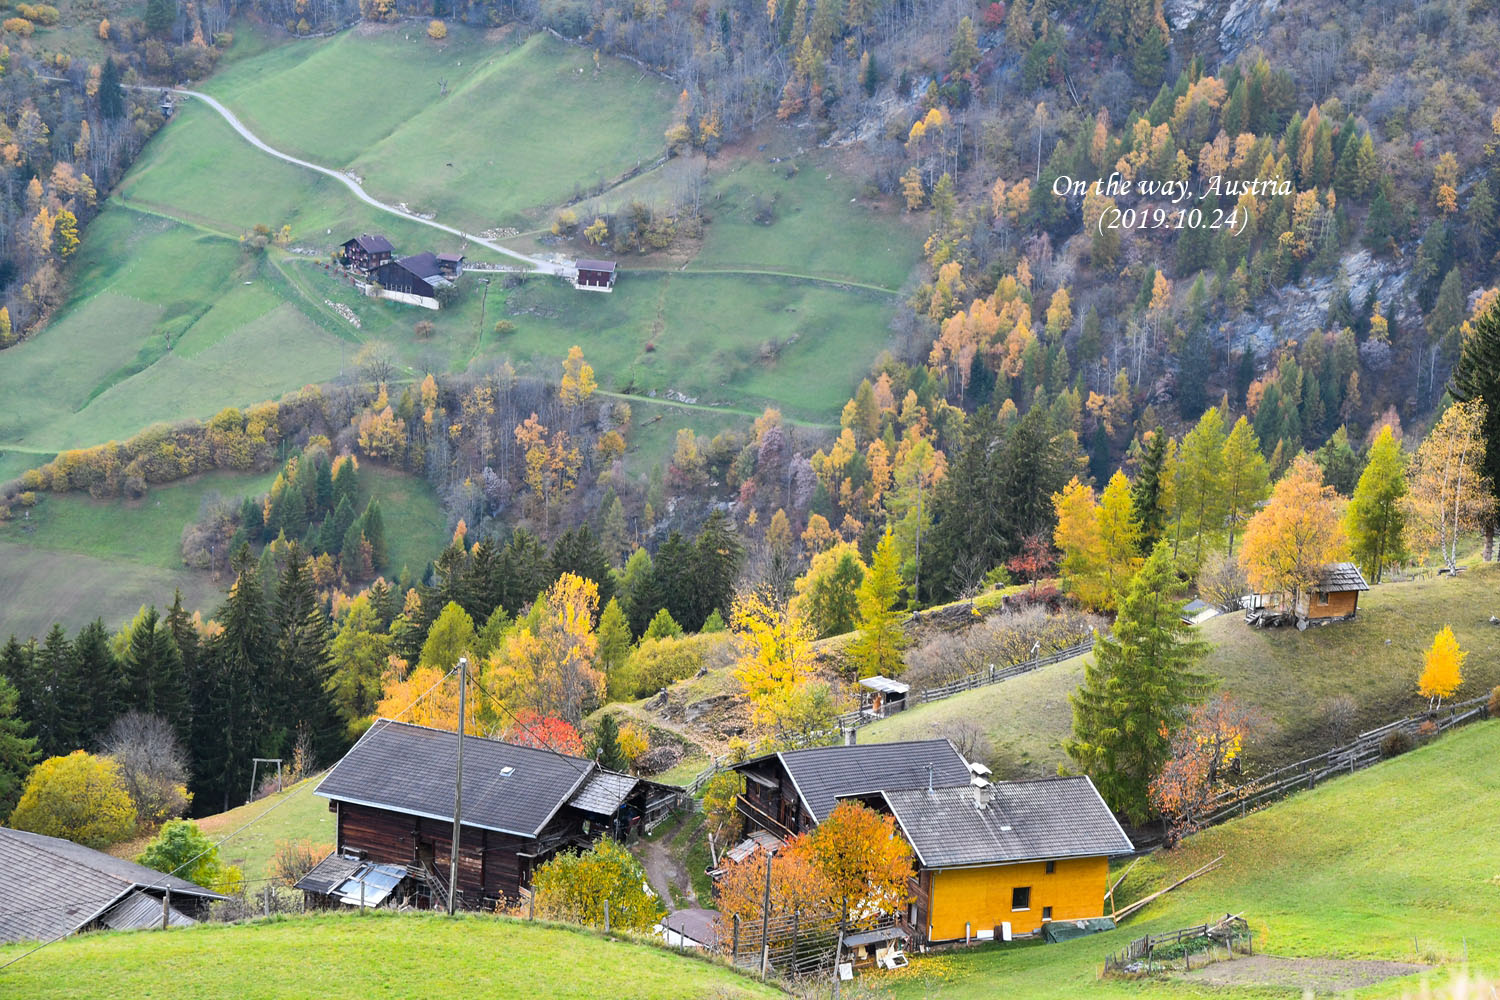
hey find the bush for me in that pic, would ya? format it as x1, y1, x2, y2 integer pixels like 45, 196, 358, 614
903, 605, 1106, 690
1318, 693, 1359, 744
493, 320, 516, 336
1489, 685, 1500, 718
9, 751, 137, 848
271, 838, 332, 887
137, 820, 244, 893
1416, 719, 1439, 742
3, 18, 35, 36
610, 632, 731, 700
427, 18, 446, 38
1380, 729, 1416, 758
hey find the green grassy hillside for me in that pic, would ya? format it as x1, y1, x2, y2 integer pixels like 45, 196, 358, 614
0, 911, 781, 999
862, 565, 1500, 777
874, 718, 1500, 999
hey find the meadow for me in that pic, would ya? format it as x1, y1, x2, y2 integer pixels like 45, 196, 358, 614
0, 462, 447, 638
0, 910, 782, 999
862, 564, 1500, 777
870, 718, 1500, 1000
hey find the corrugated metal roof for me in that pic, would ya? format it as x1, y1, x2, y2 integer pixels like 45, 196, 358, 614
98, 890, 196, 931
294, 852, 363, 895
315, 719, 597, 838
749, 740, 971, 824
0, 827, 223, 944
1315, 562, 1370, 592
568, 771, 637, 815
859, 676, 910, 695
879, 777, 1134, 869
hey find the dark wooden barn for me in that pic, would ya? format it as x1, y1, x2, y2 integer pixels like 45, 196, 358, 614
341, 233, 394, 273
436, 252, 465, 277
306, 719, 680, 911
370, 258, 437, 302
0, 827, 225, 943
575, 259, 616, 291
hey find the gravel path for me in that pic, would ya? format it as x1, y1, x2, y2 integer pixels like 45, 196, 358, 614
1176, 955, 1428, 992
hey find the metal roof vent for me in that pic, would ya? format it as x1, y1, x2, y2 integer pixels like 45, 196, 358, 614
499, 766, 515, 777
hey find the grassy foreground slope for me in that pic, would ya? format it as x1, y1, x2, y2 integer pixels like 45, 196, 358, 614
0, 911, 782, 999
875, 718, 1500, 1000
863, 564, 1500, 776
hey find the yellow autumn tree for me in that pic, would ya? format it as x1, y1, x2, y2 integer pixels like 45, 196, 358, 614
1403, 400, 1495, 572
486, 573, 603, 726
374, 662, 480, 731
1052, 477, 1107, 609
559, 345, 597, 408
1239, 455, 1349, 609
731, 591, 838, 740
1418, 626, 1465, 709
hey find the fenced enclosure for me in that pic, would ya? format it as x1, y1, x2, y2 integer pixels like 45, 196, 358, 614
724, 909, 848, 978
1103, 914, 1251, 975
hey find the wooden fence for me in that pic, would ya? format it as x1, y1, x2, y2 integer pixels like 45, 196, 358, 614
1189, 694, 1491, 830
1103, 914, 1250, 975
683, 637, 1097, 795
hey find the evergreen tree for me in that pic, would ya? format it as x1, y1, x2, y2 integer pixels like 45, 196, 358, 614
847, 530, 906, 678
1177, 324, 1213, 419
332, 458, 360, 514
466, 536, 505, 622
145, 0, 175, 36
361, 499, 387, 568
651, 532, 696, 631
1313, 426, 1362, 496
1130, 429, 1170, 552
1175, 407, 1228, 568
31, 624, 82, 758
620, 548, 657, 637
1451, 295, 1500, 558
551, 526, 615, 611
1345, 425, 1408, 582
121, 607, 189, 735
690, 511, 744, 631
99, 58, 125, 121
270, 546, 343, 764
591, 714, 628, 772
925, 407, 1008, 602
501, 528, 555, 614
278, 483, 309, 541
0, 675, 39, 819
642, 608, 683, 640
313, 458, 334, 516
0, 637, 38, 733
195, 550, 273, 812
72, 619, 121, 746
1065, 543, 1211, 823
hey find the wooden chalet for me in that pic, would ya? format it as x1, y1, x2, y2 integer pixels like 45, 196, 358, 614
727, 742, 1132, 948
730, 738, 971, 842
436, 252, 465, 278
865, 775, 1133, 944
575, 259, 616, 292
341, 233, 394, 273
305, 719, 680, 911
370, 254, 444, 310
1247, 561, 1369, 629
0, 827, 225, 943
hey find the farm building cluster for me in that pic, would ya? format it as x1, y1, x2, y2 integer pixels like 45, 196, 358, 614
286, 719, 1131, 968
340, 234, 465, 310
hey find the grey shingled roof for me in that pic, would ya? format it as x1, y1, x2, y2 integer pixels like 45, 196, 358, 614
0, 827, 223, 944
879, 777, 1134, 869
765, 740, 972, 823
1314, 562, 1370, 592
399, 252, 442, 279
315, 719, 596, 838
576, 259, 616, 272
351, 233, 393, 253
98, 890, 196, 931
569, 771, 638, 816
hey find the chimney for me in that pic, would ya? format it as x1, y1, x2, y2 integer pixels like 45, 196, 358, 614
971, 776, 992, 810
843, 725, 857, 747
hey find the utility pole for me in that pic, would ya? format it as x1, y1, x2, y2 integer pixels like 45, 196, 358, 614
448, 656, 467, 915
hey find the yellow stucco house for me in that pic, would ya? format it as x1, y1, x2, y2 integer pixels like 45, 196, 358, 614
875, 775, 1134, 943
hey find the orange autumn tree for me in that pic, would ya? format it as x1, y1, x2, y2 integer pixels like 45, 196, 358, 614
501, 709, 586, 756
1418, 626, 1466, 709
1239, 455, 1348, 609
1148, 696, 1265, 841
802, 801, 914, 926
714, 843, 833, 947
374, 660, 479, 732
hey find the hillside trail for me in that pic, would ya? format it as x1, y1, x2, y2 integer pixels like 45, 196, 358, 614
130, 85, 566, 276
636, 812, 698, 912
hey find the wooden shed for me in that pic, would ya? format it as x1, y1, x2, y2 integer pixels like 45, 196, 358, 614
575, 259, 616, 291
307, 719, 680, 911
1296, 562, 1369, 623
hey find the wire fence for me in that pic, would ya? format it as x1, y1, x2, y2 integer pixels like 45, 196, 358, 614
1103, 914, 1251, 975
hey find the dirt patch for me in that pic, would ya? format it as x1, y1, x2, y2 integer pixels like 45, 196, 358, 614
1176, 955, 1428, 993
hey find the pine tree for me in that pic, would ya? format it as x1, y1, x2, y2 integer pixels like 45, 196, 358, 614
0, 637, 38, 733
1065, 543, 1211, 823
592, 714, 629, 772
332, 458, 360, 514
99, 58, 125, 121
196, 550, 273, 812
270, 546, 343, 764
32, 625, 82, 758
691, 511, 744, 631
1452, 295, 1500, 559
501, 528, 555, 614
121, 607, 189, 734
1345, 425, 1408, 583
361, 499, 387, 569
1131, 429, 1170, 551
551, 526, 615, 610
597, 599, 633, 679
0, 674, 39, 819
313, 459, 334, 516
847, 530, 906, 678
145, 0, 175, 36
72, 619, 121, 746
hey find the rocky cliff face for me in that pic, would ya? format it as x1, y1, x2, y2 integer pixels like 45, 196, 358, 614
1162, 0, 1286, 55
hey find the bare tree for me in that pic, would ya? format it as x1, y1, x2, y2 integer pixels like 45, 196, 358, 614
1198, 552, 1250, 613
101, 712, 191, 828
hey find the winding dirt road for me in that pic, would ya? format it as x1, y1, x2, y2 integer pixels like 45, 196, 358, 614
152, 86, 563, 274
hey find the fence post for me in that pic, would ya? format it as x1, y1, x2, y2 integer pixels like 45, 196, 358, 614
360, 880, 365, 913
162, 887, 170, 931
264, 883, 271, 917
732, 914, 741, 965
604, 899, 610, 934
528, 890, 534, 921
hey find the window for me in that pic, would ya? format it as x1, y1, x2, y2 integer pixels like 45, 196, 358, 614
1042, 906, 1053, 922
1044, 860, 1055, 874
1011, 886, 1031, 911
1316, 591, 1330, 606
